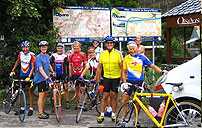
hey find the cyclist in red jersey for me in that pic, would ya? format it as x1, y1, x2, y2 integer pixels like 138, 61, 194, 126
69, 41, 87, 108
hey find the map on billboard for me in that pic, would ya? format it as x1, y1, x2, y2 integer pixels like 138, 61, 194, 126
53, 7, 110, 38
112, 8, 161, 37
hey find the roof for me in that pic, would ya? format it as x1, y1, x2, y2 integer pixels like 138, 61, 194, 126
162, 0, 201, 17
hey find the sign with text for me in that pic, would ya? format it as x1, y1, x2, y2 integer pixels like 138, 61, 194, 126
111, 8, 161, 37
53, 7, 110, 38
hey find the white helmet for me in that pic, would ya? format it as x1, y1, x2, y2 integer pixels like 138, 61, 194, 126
39, 41, 48, 46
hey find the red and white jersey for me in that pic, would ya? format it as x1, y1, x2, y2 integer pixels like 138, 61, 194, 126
69, 52, 87, 76
18, 51, 35, 73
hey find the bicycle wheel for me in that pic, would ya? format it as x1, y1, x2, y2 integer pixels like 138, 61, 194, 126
164, 102, 201, 127
115, 101, 138, 127
76, 92, 87, 123
17, 89, 27, 122
3, 89, 13, 114
54, 91, 63, 123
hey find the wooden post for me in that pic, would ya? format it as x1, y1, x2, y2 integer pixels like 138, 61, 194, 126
166, 27, 172, 64
183, 27, 186, 62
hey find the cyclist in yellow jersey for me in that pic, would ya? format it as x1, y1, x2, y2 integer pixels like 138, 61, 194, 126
96, 35, 123, 123
121, 41, 167, 125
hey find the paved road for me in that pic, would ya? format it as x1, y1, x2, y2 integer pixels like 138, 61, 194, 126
0, 107, 154, 128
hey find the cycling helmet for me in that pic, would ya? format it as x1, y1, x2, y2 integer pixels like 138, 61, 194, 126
127, 41, 137, 47
39, 41, 48, 46
104, 35, 114, 42
56, 43, 63, 47
20, 40, 30, 48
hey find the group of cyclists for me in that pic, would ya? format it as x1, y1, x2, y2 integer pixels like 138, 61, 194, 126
9, 35, 166, 123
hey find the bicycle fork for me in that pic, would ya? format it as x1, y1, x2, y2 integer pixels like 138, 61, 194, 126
171, 99, 190, 127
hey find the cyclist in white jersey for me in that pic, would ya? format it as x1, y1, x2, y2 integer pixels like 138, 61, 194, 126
50, 43, 70, 109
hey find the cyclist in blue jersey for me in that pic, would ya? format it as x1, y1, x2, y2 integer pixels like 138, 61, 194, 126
50, 43, 70, 109
34, 41, 55, 119
121, 41, 167, 124
10, 40, 35, 116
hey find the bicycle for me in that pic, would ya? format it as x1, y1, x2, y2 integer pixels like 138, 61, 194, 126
75, 78, 102, 123
50, 79, 66, 123
115, 73, 199, 127
2, 77, 33, 122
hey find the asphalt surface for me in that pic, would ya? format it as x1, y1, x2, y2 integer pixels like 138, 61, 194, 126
0, 107, 154, 128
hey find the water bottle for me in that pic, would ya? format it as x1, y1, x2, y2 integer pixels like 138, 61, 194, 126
157, 102, 165, 117
148, 105, 157, 117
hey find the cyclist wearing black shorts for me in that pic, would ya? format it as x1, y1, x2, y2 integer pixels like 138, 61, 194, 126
50, 43, 70, 109
10, 40, 35, 116
96, 35, 123, 123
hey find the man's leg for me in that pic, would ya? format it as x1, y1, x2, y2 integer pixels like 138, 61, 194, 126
38, 92, 45, 114
64, 83, 70, 109
110, 91, 118, 115
97, 77, 111, 123
101, 92, 110, 113
28, 87, 34, 116
37, 83, 49, 119
97, 92, 110, 123
110, 78, 120, 121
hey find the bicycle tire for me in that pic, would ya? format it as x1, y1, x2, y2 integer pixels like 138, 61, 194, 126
3, 89, 13, 114
18, 89, 26, 122
115, 101, 138, 127
164, 101, 201, 127
76, 93, 87, 123
54, 91, 63, 123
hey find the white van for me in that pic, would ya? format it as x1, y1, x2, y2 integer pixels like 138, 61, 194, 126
163, 54, 201, 127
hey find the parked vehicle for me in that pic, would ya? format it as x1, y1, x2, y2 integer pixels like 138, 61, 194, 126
163, 54, 201, 127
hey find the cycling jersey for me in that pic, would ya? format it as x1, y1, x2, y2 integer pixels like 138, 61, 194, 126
137, 45, 145, 54
85, 58, 99, 79
123, 54, 152, 81
99, 48, 122, 79
50, 53, 68, 78
69, 52, 87, 76
94, 46, 103, 61
18, 51, 35, 78
34, 53, 50, 84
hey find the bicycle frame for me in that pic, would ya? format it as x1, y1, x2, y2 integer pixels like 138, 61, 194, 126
133, 92, 189, 127
52, 80, 65, 105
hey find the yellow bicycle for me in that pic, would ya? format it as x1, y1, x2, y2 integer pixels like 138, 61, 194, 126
115, 74, 201, 127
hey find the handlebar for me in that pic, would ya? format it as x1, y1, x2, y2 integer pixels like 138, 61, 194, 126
12, 79, 33, 82
120, 82, 151, 93
76, 78, 96, 86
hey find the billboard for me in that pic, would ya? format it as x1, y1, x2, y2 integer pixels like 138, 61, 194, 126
53, 7, 110, 38
112, 8, 161, 37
